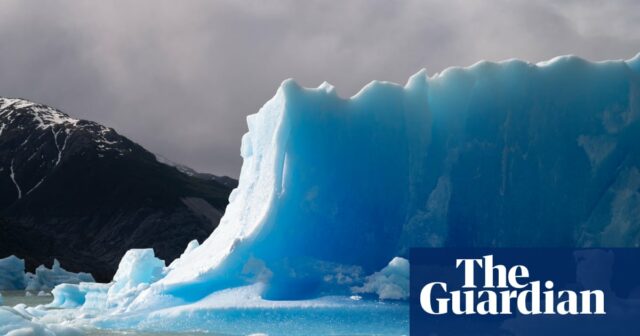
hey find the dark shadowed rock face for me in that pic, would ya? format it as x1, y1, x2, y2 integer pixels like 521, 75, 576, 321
0, 98, 235, 282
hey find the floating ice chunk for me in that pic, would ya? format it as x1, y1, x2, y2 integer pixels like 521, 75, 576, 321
0, 306, 83, 336
1, 255, 94, 293
0, 255, 26, 290
352, 257, 409, 300
0, 308, 47, 336
95, 249, 167, 310
48, 282, 110, 309
25, 259, 94, 292
49, 250, 166, 311
49, 284, 86, 308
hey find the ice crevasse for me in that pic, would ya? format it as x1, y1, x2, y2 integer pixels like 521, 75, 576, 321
7, 53, 640, 334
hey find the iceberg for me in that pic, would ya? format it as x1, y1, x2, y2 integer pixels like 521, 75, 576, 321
3, 53, 640, 334
0, 256, 25, 290
25, 259, 95, 292
154, 53, 640, 306
0, 256, 94, 291
47, 249, 164, 310
0, 306, 83, 336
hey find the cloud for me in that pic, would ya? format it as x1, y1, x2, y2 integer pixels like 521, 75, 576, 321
0, 0, 638, 177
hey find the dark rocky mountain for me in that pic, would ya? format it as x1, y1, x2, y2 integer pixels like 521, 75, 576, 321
0, 98, 235, 282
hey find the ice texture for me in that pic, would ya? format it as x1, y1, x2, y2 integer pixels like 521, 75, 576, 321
5, 53, 640, 335
0, 255, 26, 290
25, 259, 94, 292
49, 282, 110, 309
158, 53, 640, 306
0, 256, 94, 291
352, 257, 409, 300
0, 306, 83, 336
110, 249, 165, 294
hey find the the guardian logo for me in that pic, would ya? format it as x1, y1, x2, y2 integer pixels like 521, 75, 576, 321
420, 255, 606, 316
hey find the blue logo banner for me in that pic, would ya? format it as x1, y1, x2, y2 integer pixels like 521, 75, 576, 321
410, 248, 640, 335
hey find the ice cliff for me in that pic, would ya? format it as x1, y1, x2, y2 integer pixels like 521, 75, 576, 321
159, 53, 640, 304
3, 53, 640, 335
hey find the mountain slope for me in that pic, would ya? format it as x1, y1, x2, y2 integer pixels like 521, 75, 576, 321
0, 98, 235, 282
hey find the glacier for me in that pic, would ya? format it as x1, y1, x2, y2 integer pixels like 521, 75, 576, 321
2, 53, 640, 335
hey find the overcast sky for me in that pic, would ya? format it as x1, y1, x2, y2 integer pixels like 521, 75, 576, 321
1, 0, 638, 177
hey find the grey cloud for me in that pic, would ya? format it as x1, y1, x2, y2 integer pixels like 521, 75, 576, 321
0, 0, 638, 177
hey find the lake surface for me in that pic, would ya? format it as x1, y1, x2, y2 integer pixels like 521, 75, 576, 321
1, 290, 54, 306
2, 290, 406, 335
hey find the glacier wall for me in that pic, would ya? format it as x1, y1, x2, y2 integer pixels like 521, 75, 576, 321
154, 54, 640, 304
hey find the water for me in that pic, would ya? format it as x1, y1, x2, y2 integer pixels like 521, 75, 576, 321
1, 291, 407, 335
82, 330, 218, 336
1, 290, 54, 306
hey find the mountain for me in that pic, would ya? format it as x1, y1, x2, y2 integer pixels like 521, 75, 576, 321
0, 98, 235, 282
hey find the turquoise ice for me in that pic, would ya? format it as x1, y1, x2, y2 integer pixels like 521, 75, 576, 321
161, 53, 640, 304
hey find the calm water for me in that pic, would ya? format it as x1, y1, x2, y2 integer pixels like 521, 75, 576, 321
1, 290, 54, 306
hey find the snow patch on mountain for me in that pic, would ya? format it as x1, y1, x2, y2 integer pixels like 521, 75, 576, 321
0, 97, 124, 154
0, 97, 135, 203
